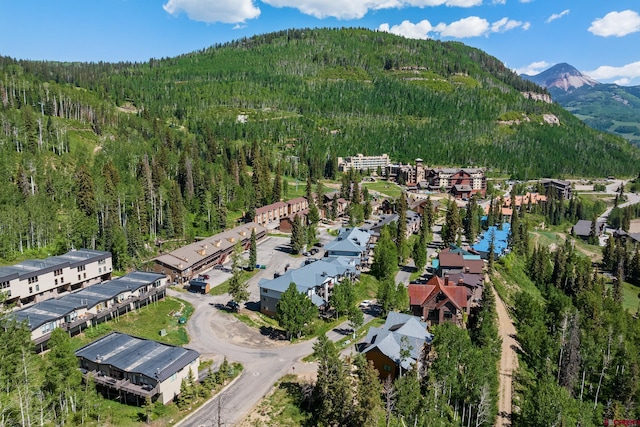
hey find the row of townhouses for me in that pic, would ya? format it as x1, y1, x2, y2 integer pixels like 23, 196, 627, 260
13, 271, 168, 352
0, 249, 112, 306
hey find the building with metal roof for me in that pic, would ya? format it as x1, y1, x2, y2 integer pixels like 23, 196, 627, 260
258, 258, 357, 316
13, 271, 167, 351
361, 312, 433, 379
0, 249, 112, 305
152, 222, 266, 283
76, 332, 200, 405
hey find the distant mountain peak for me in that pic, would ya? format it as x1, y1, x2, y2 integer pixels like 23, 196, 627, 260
521, 63, 598, 92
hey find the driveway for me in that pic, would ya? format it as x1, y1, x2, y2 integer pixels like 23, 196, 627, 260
175, 228, 375, 426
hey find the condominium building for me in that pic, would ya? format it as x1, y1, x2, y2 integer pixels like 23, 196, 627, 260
0, 249, 112, 306
338, 154, 390, 172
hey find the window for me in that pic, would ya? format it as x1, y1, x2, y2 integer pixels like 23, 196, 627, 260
29, 287, 33, 294
444, 312, 453, 319
35, 285, 39, 292
98, 259, 106, 265
0, 281, 9, 289
383, 364, 392, 372
28, 276, 39, 284
60, 277, 64, 283
55, 279, 58, 285
78, 275, 81, 281
83, 273, 86, 279
77, 265, 86, 272
54, 269, 63, 276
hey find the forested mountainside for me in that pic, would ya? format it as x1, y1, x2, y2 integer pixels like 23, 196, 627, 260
0, 27, 639, 266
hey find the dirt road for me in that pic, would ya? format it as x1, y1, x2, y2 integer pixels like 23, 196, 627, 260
493, 285, 520, 427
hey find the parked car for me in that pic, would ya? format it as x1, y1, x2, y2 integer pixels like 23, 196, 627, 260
226, 300, 239, 312
313, 242, 324, 248
310, 248, 319, 255
302, 251, 311, 256
200, 274, 210, 280
359, 300, 372, 308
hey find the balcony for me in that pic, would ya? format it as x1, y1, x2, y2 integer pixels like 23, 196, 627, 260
84, 370, 158, 399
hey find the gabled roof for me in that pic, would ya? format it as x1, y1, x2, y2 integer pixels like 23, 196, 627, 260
572, 219, 603, 237
75, 332, 199, 382
155, 222, 266, 271
255, 201, 287, 215
258, 259, 348, 294
324, 227, 371, 254
408, 276, 468, 310
362, 312, 432, 370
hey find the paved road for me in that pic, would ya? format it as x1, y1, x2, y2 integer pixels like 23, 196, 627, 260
175, 225, 374, 426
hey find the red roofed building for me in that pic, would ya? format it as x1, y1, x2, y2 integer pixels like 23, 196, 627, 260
408, 275, 469, 327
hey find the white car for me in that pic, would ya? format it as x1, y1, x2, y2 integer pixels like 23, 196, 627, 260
359, 300, 372, 308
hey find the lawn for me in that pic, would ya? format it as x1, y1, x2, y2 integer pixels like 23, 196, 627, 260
362, 181, 403, 199
209, 270, 258, 296
605, 281, 640, 314
353, 273, 379, 302
70, 296, 193, 350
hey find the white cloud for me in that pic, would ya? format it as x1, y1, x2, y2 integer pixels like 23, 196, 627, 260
378, 20, 434, 39
546, 9, 569, 24
436, 16, 489, 37
614, 78, 631, 85
261, 0, 481, 20
163, 0, 260, 24
491, 17, 524, 33
492, 0, 506, 4
379, 16, 528, 39
514, 60, 550, 75
587, 61, 640, 85
588, 10, 640, 37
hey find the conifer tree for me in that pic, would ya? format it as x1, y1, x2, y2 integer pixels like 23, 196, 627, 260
248, 229, 257, 271
396, 194, 408, 262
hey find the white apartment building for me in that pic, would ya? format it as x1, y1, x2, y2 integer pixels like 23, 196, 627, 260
0, 249, 112, 306
338, 154, 390, 172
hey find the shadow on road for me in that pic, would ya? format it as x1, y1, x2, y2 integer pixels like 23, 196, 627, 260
244, 301, 261, 312
274, 245, 293, 254
259, 326, 287, 341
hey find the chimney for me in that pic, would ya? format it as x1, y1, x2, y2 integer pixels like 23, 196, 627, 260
444, 275, 449, 286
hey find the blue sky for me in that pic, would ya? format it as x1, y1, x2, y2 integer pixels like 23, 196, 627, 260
1, 0, 640, 85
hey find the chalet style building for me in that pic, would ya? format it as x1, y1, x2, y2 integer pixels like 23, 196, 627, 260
76, 332, 200, 405
361, 312, 433, 379
408, 275, 469, 326
0, 249, 112, 306
423, 167, 487, 198
14, 271, 168, 352
153, 222, 266, 283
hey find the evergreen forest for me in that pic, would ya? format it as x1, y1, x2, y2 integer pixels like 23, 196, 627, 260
1, 27, 639, 268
